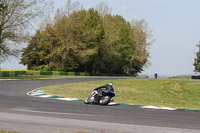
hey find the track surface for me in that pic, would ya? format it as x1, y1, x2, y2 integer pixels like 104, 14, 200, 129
0, 78, 200, 133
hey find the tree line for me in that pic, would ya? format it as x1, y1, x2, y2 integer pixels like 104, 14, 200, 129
0, 0, 152, 75
20, 1, 152, 75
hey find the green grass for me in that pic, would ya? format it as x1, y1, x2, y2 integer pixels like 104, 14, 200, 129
0, 75, 88, 80
0, 131, 21, 133
42, 79, 200, 109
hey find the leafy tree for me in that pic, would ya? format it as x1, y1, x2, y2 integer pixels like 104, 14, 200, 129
0, 0, 52, 64
21, 30, 44, 69
129, 19, 153, 74
21, 1, 152, 75
194, 41, 200, 72
98, 15, 135, 74
21, 8, 104, 72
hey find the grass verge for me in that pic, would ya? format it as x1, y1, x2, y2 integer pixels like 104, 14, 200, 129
0, 131, 21, 133
42, 79, 200, 109
0, 75, 87, 80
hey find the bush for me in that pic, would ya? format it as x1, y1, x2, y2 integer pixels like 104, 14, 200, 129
33, 65, 50, 71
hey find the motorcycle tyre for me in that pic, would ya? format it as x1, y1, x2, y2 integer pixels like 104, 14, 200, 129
99, 96, 111, 105
84, 96, 90, 104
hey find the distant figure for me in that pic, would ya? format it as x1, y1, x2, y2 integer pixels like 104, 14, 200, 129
154, 72, 158, 79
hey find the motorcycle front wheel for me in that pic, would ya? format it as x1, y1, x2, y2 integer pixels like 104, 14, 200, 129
84, 96, 90, 104
99, 96, 110, 105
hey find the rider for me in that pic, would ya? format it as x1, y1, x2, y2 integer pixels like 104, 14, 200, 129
91, 83, 114, 101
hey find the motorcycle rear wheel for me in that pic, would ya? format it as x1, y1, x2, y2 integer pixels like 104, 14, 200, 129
99, 96, 110, 105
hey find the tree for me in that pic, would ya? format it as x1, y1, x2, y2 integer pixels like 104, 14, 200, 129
95, 2, 112, 17
21, 30, 43, 69
21, 8, 104, 72
98, 14, 135, 74
21, 2, 152, 75
0, 0, 52, 64
0, 0, 4, 12
64, 0, 83, 18
130, 19, 153, 73
194, 40, 200, 72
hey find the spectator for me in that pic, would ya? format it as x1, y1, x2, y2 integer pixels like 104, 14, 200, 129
154, 72, 158, 79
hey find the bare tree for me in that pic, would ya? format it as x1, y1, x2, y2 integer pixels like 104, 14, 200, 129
0, 0, 53, 63
131, 19, 155, 68
64, 0, 83, 18
95, 2, 112, 17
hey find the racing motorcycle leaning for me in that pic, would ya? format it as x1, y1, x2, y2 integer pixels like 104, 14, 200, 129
84, 89, 115, 105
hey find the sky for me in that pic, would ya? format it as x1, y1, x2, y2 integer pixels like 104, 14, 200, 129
1, 0, 200, 76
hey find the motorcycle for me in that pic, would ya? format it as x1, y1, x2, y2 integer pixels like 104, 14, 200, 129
84, 89, 115, 105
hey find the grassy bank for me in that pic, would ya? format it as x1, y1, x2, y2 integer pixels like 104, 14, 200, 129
42, 79, 200, 109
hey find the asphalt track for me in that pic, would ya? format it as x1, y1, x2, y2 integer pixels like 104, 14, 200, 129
0, 77, 200, 133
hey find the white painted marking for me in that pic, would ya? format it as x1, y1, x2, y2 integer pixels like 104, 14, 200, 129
38, 95, 52, 98
142, 106, 160, 109
31, 93, 44, 96
35, 90, 45, 93
159, 107, 176, 110
0, 79, 19, 81
108, 102, 118, 105
13, 108, 105, 117
142, 106, 177, 110
57, 98, 78, 101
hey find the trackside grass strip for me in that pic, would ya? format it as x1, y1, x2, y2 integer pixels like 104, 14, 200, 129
41, 79, 200, 109
0, 131, 22, 133
0, 75, 87, 80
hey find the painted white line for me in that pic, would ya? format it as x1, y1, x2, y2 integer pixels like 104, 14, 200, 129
13, 108, 105, 117
142, 106, 160, 109
142, 106, 176, 110
35, 90, 45, 93
159, 107, 176, 110
31, 93, 44, 96
0, 79, 19, 81
38, 95, 52, 98
26, 88, 41, 96
57, 98, 78, 101
108, 102, 118, 105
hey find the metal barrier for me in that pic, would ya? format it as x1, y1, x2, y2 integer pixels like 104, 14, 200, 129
0, 71, 90, 77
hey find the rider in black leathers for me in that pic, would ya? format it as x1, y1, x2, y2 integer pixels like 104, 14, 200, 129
93, 83, 114, 97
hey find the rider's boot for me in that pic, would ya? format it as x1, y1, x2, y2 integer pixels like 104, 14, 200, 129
110, 99, 114, 102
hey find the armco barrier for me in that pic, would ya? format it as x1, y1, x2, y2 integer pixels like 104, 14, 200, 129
60, 72, 68, 75
53, 71, 60, 75
0, 70, 125, 77
0, 71, 9, 77
40, 71, 53, 75
26, 71, 40, 75
9, 71, 16, 77
0, 70, 90, 77
15, 71, 26, 75
68, 72, 75, 76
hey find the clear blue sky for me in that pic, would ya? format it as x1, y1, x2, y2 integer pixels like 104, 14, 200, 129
1, 0, 200, 76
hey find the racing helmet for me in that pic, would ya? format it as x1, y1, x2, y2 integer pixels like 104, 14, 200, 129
108, 82, 112, 86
